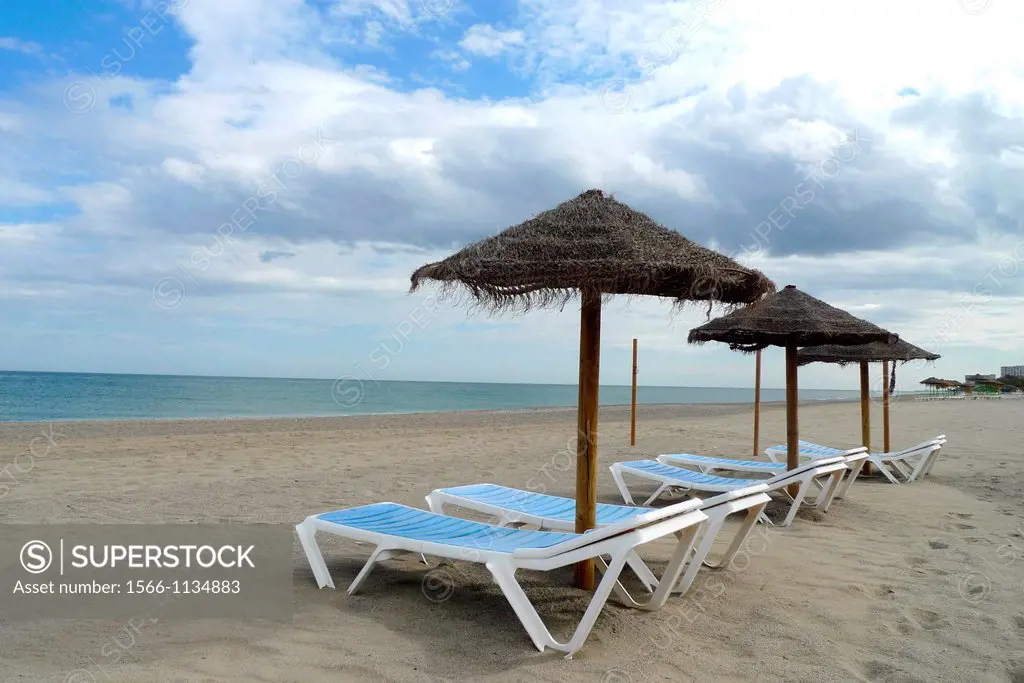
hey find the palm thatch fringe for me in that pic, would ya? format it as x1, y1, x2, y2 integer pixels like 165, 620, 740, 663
410, 189, 775, 314
797, 339, 940, 367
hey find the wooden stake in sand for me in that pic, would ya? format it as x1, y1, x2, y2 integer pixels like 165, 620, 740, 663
882, 359, 891, 454
753, 349, 762, 458
574, 290, 601, 591
630, 338, 638, 447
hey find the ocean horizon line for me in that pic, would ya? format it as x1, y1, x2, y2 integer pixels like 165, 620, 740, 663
0, 371, 894, 423
0, 397, 863, 426
0, 369, 844, 393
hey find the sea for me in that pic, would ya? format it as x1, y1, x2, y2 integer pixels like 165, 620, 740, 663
0, 371, 863, 423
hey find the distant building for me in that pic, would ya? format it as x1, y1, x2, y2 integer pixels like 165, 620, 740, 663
1002, 365, 1024, 377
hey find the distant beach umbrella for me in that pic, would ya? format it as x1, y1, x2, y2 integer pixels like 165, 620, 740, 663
688, 285, 896, 485
920, 377, 960, 394
411, 188, 775, 589
798, 340, 940, 454
797, 340, 940, 366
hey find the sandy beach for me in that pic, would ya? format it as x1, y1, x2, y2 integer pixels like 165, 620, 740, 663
1, 398, 1022, 682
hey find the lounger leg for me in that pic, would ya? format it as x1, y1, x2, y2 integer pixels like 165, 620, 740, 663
624, 551, 658, 592
890, 459, 915, 481
347, 546, 393, 595
595, 555, 652, 603
781, 479, 812, 527
422, 494, 445, 564
563, 553, 637, 656
490, 551, 657, 658
672, 515, 725, 595
609, 465, 637, 505
921, 447, 941, 476
925, 450, 941, 477
485, 562, 559, 654
702, 502, 767, 570
874, 461, 903, 485
815, 471, 845, 513
295, 520, 335, 589
837, 458, 867, 499
641, 484, 672, 507
424, 492, 444, 514
907, 452, 934, 482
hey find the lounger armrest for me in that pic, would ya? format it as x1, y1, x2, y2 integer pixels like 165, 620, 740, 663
769, 462, 846, 487
699, 483, 771, 506
702, 491, 772, 516
785, 455, 845, 473
512, 509, 709, 562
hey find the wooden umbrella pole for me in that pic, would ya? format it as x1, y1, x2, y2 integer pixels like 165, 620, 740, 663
630, 338, 638, 447
882, 359, 891, 454
574, 289, 602, 590
859, 361, 871, 452
753, 349, 762, 458
785, 344, 800, 497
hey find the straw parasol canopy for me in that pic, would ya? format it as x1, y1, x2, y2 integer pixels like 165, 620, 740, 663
687, 285, 896, 351
411, 189, 775, 589
796, 340, 940, 366
797, 340, 939, 456
688, 285, 897, 484
922, 377, 960, 389
410, 189, 775, 311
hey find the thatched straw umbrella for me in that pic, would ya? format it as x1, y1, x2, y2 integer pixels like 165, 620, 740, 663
798, 340, 940, 456
921, 377, 960, 395
688, 285, 897, 488
411, 189, 775, 589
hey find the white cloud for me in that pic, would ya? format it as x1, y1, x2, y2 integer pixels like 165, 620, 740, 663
459, 24, 524, 57
329, 0, 414, 25
0, 179, 53, 205
0, 37, 42, 54
161, 158, 207, 184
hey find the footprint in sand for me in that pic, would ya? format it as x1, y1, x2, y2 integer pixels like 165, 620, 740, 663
903, 607, 948, 631
895, 618, 916, 635
947, 512, 974, 520
944, 522, 976, 532
1013, 614, 1024, 630
872, 583, 899, 599
863, 660, 902, 679
928, 539, 950, 550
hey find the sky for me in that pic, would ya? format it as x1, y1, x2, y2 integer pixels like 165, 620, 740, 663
0, 0, 1022, 391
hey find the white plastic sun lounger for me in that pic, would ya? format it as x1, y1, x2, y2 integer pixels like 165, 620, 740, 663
916, 437, 948, 478
296, 500, 708, 656
425, 483, 771, 596
764, 437, 945, 484
609, 456, 849, 527
658, 447, 869, 500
